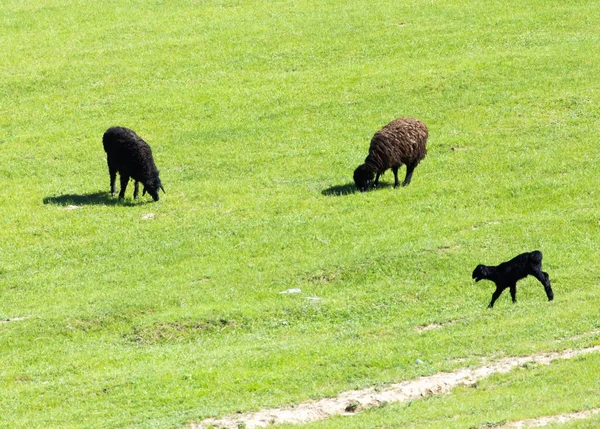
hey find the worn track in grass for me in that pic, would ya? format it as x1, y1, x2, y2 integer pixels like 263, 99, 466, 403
501, 408, 600, 428
194, 345, 600, 429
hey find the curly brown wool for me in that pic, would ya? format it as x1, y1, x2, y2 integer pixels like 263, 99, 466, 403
353, 118, 428, 191
103, 127, 164, 201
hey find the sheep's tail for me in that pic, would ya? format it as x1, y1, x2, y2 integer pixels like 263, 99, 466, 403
102, 127, 121, 153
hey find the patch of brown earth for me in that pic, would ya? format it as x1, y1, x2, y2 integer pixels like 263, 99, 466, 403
500, 407, 600, 428
414, 322, 445, 332
193, 345, 600, 429
413, 320, 458, 333
0, 317, 27, 323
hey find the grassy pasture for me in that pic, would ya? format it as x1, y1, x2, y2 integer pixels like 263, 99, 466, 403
2, 0, 600, 428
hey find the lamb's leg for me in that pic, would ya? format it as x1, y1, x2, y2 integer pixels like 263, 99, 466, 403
488, 286, 505, 308
108, 164, 117, 196
118, 174, 129, 199
509, 284, 517, 303
133, 181, 139, 199
403, 163, 416, 186
392, 166, 400, 188
532, 270, 554, 301
374, 172, 381, 188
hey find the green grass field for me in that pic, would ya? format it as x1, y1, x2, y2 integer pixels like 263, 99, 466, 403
2, 0, 600, 428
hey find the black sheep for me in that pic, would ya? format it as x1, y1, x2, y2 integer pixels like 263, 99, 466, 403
102, 127, 164, 201
472, 250, 554, 308
353, 118, 428, 192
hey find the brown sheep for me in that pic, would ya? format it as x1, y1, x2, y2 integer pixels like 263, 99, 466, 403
353, 118, 428, 192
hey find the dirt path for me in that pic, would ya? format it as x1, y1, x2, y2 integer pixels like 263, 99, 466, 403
501, 408, 600, 428
193, 344, 600, 429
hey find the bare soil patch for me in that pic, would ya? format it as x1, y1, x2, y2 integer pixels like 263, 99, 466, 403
500, 407, 600, 428
413, 322, 445, 332
193, 345, 600, 429
0, 317, 27, 323
413, 320, 458, 333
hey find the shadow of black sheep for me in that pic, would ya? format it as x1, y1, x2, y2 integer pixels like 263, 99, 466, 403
322, 182, 394, 196
322, 183, 358, 196
43, 192, 147, 207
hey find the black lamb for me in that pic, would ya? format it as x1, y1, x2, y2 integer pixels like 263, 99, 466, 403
102, 126, 164, 201
353, 117, 428, 192
472, 250, 554, 308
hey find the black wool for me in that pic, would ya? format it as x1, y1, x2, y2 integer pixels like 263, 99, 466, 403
472, 250, 554, 308
102, 127, 164, 201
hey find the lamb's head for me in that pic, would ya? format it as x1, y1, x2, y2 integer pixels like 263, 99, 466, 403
353, 165, 374, 192
143, 174, 165, 202
472, 264, 489, 282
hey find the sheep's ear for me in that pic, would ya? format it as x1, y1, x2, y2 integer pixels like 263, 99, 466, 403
160, 185, 165, 193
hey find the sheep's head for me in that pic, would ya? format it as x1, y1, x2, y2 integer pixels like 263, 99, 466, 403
353, 165, 374, 192
143, 174, 165, 202
472, 265, 489, 282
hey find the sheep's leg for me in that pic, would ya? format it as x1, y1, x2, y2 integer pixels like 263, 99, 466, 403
532, 270, 554, 301
403, 163, 416, 186
133, 181, 139, 200
118, 174, 129, 199
374, 172, 381, 188
392, 167, 400, 188
488, 285, 505, 308
108, 164, 117, 196
509, 284, 517, 303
